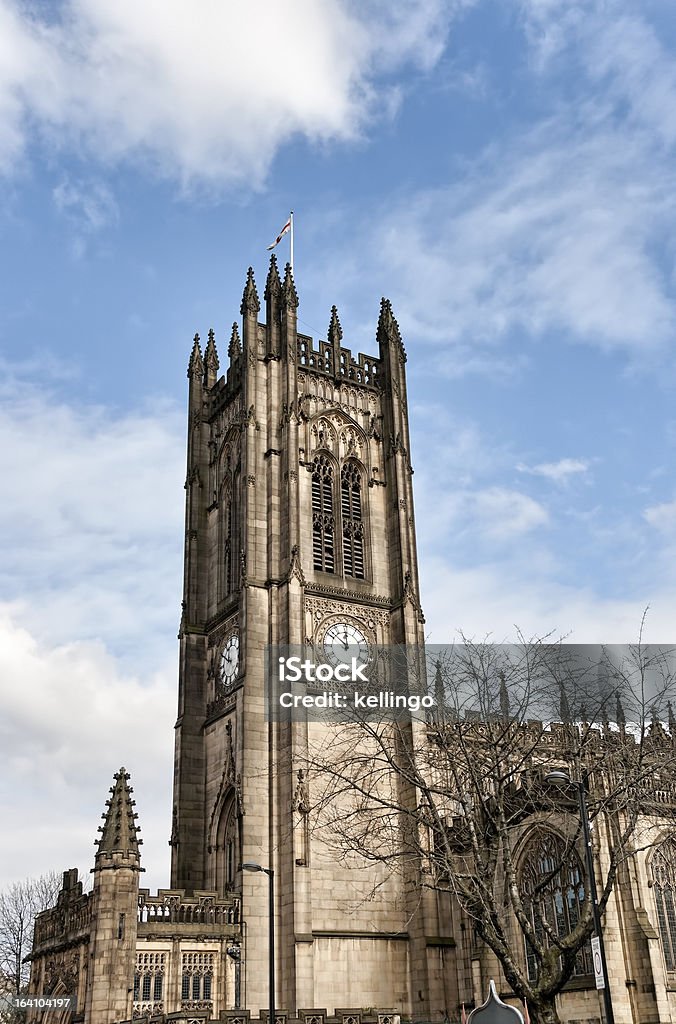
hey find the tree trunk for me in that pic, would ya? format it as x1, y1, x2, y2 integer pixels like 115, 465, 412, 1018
529, 1000, 563, 1024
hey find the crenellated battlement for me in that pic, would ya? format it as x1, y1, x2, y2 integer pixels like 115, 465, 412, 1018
297, 333, 380, 388
31, 870, 92, 953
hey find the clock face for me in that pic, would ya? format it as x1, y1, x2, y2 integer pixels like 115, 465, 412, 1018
322, 621, 370, 669
219, 633, 240, 686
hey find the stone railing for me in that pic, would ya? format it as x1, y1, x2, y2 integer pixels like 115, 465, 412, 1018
137, 890, 240, 931
119, 1007, 400, 1024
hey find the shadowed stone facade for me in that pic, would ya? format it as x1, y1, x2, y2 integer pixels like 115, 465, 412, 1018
25, 261, 676, 1024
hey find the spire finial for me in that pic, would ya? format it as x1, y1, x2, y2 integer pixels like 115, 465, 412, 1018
328, 305, 343, 345
204, 328, 219, 387
229, 322, 242, 361
264, 253, 282, 301
95, 767, 142, 859
282, 262, 299, 310
187, 333, 203, 379
328, 304, 343, 376
240, 267, 260, 316
377, 297, 406, 360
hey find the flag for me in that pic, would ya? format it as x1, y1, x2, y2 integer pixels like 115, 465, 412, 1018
522, 998, 530, 1024
267, 217, 292, 251
461, 1004, 467, 1024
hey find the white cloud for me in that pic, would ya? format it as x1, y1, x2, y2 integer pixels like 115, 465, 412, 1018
0, 604, 174, 888
644, 499, 676, 535
53, 177, 118, 232
517, 457, 591, 483
468, 487, 549, 539
358, 121, 676, 354
0, 367, 186, 887
0, 0, 461, 187
420, 555, 676, 645
0, 369, 185, 668
311, 1, 676, 362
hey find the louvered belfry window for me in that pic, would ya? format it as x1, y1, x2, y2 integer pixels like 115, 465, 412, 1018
341, 463, 364, 578
312, 455, 335, 572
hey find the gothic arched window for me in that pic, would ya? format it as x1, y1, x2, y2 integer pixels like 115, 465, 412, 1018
213, 794, 240, 894
341, 463, 365, 579
520, 830, 593, 982
651, 836, 676, 971
312, 455, 335, 573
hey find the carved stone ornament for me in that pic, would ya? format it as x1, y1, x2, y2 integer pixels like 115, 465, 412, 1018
287, 545, 306, 586
169, 804, 179, 847
304, 596, 389, 636
208, 614, 240, 650
293, 769, 311, 814
305, 585, 392, 608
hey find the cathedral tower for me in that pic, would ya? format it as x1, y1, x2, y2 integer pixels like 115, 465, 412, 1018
170, 259, 429, 1015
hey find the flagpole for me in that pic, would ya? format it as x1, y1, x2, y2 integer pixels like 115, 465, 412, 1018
290, 211, 294, 276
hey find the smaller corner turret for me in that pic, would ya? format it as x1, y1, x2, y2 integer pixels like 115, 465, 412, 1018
86, 768, 143, 1024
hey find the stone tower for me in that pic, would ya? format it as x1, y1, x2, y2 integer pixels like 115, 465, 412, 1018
85, 767, 142, 1023
170, 259, 432, 1015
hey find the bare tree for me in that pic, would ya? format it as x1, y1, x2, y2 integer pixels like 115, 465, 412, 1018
0, 871, 62, 1018
303, 634, 676, 1024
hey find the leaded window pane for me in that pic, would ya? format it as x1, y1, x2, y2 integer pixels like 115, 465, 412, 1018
652, 837, 676, 971
521, 830, 593, 982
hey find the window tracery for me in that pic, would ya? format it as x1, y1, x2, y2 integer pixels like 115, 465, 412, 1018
181, 951, 214, 1010
652, 836, 676, 971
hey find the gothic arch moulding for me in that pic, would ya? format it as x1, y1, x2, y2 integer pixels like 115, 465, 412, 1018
307, 410, 368, 463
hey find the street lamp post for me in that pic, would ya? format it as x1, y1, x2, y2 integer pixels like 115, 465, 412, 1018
242, 862, 275, 1024
544, 770, 615, 1024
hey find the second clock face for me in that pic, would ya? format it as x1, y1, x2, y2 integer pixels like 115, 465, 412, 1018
219, 633, 240, 686
322, 621, 370, 668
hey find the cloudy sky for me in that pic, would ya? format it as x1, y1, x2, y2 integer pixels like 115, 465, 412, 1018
1, 0, 676, 890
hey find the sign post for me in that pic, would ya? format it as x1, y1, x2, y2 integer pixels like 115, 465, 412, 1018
591, 936, 606, 990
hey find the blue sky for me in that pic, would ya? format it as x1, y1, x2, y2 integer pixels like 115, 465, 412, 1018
1, 0, 676, 888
